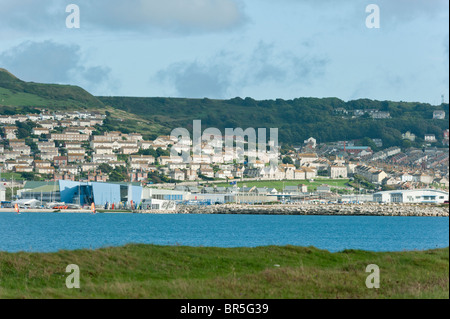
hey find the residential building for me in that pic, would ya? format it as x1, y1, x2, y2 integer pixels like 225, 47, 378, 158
329, 165, 348, 179
433, 110, 446, 120
32, 127, 50, 136
424, 134, 437, 143
169, 169, 186, 181
67, 153, 85, 163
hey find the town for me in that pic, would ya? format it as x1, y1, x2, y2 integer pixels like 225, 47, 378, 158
0, 108, 449, 210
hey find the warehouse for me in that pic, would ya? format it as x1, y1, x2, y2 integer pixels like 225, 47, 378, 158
18, 184, 61, 202
19, 181, 142, 207
373, 189, 449, 204
140, 187, 189, 210
59, 180, 142, 207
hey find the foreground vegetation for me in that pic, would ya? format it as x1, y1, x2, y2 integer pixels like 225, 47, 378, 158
0, 245, 448, 299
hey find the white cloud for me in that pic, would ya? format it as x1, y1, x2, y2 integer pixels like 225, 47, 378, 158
0, 0, 247, 36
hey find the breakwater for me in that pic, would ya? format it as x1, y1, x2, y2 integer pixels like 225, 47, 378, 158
142, 203, 449, 217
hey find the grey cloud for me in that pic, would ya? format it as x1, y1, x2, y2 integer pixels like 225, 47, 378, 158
0, 40, 117, 93
0, 0, 65, 35
82, 66, 111, 86
155, 41, 329, 98
157, 61, 232, 98
242, 41, 328, 86
289, 54, 329, 84
247, 42, 286, 82
443, 35, 449, 88
275, 0, 448, 24
0, 0, 247, 36
291, 0, 447, 14
84, 0, 246, 33
374, 0, 449, 20
0, 40, 81, 83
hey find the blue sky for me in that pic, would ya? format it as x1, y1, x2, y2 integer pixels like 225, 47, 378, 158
0, 0, 448, 104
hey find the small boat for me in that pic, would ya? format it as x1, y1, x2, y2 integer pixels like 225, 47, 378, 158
14, 203, 20, 215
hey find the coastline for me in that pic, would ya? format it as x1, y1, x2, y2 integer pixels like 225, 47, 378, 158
149, 203, 450, 217
2, 203, 448, 217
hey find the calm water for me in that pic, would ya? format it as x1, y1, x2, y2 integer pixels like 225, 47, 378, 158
0, 212, 448, 253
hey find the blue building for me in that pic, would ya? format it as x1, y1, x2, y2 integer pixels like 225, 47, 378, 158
58, 180, 142, 206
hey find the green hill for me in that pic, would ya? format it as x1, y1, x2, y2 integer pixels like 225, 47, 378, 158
0, 68, 104, 110
1, 68, 448, 147
98, 96, 449, 147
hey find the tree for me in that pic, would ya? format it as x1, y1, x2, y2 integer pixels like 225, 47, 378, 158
20, 172, 41, 181
109, 170, 126, 182
401, 139, 412, 150
156, 147, 170, 157
360, 137, 379, 152
98, 163, 113, 174
15, 120, 38, 139
282, 156, 294, 165
139, 148, 158, 157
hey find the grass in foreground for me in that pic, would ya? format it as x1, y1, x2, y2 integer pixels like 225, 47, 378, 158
0, 245, 448, 299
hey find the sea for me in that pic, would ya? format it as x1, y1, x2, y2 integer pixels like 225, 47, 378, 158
0, 212, 448, 253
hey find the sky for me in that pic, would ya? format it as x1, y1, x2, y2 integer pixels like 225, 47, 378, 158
0, 0, 448, 105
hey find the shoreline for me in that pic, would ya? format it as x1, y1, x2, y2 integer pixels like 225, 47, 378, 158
147, 203, 449, 217
1, 203, 448, 217
0, 208, 97, 214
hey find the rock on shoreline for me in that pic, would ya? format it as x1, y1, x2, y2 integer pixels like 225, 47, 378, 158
141, 203, 449, 217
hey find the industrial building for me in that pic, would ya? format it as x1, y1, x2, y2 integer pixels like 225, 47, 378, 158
140, 187, 188, 210
18, 180, 142, 207
18, 184, 61, 202
373, 189, 449, 204
141, 187, 189, 202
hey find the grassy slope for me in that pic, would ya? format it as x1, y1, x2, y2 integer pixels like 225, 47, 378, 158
102, 105, 167, 139
0, 68, 103, 109
0, 244, 448, 299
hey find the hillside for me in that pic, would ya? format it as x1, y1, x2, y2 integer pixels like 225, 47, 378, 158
98, 96, 449, 147
0, 68, 104, 110
1, 68, 448, 147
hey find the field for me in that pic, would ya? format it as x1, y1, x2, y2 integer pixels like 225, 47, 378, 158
0, 245, 448, 299
0, 172, 24, 182
0, 87, 50, 107
214, 179, 351, 192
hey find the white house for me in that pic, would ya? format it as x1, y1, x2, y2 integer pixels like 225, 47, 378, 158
329, 165, 348, 179
424, 134, 437, 142
169, 169, 186, 181
433, 110, 446, 120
